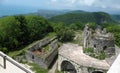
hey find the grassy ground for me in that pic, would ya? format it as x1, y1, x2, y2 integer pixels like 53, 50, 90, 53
28, 63, 48, 73
45, 32, 56, 39
55, 70, 64, 73
8, 47, 27, 58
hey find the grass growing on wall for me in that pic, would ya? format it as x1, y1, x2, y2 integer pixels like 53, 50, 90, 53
83, 48, 106, 60
83, 47, 94, 53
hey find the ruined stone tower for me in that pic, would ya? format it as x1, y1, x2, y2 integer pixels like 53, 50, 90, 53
82, 24, 92, 48
83, 24, 115, 57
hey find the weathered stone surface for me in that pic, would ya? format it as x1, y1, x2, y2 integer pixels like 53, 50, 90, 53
58, 43, 110, 73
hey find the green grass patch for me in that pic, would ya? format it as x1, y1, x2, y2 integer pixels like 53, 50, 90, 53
72, 39, 78, 44
46, 32, 56, 39
83, 48, 106, 60
96, 51, 106, 60
55, 70, 64, 73
28, 63, 48, 73
8, 48, 26, 58
83, 47, 94, 53
43, 45, 50, 54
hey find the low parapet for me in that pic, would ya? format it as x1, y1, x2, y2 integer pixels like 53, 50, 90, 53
0, 51, 32, 73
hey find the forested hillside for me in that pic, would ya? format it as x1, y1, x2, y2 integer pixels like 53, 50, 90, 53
50, 11, 115, 25
0, 15, 53, 52
111, 15, 120, 22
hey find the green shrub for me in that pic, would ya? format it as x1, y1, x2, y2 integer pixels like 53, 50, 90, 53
0, 47, 8, 53
96, 51, 106, 60
84, 48, 106, 60
83, 47, 94, 53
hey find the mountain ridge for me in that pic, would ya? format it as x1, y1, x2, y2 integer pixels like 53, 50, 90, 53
49, 11, 115, 24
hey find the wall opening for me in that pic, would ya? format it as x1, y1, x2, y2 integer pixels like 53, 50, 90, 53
92, 71, 103, 73
32, 55, 34, 59
94, 44, 96, 48
103, 46, 107, 50
61, 61, 77, 73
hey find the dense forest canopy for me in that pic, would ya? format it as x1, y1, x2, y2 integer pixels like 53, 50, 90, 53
0, 15, 53, 52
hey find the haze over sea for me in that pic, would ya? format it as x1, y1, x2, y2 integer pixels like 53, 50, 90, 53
0, 5, 38, 17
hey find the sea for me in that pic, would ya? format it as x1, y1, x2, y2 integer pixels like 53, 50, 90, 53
0, 5, 39, 17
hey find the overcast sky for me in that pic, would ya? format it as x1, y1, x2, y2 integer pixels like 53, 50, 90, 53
0, 0, 120, 12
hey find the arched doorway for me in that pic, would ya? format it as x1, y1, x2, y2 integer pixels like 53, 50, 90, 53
92, 71, 103, 73
61, 61, 77, 73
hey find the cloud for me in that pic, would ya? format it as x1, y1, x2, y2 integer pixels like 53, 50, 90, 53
92, 0, 120, 10
49, 0, 77, 9
2, 0, 120, 11
49, 0, 120, 10
50, 0, 96, 6
51, 0, 57, 2
78, 0, 96, 6
51, 0, 77, 5
49, 0, 97, 9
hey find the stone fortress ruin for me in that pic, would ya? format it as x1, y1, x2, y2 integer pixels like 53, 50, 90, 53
83, 24, 115, 58
57, 24, 120, 73
24, 24, 119, 73
25, 37, 59, 69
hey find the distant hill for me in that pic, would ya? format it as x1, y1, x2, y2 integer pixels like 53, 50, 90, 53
33, 9, 69, 18
68, 10, 88, 14
49, 10, 115, 24
111, 15, 120, 23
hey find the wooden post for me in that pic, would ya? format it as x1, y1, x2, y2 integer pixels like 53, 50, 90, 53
3, 56, 6, 69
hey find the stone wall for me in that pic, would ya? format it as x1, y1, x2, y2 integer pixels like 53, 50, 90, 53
26, 51, 47, 68
25, 37, 59, 69
90, 37, 115, 57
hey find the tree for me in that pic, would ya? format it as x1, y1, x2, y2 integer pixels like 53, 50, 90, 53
0, 15, 53, 52
0, 16, 20, 50
26, 15, 53, 41
88, 22, 97, 30
70, 21, 84, 30
14, 15, 29, 46
54, 23, 75, 42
